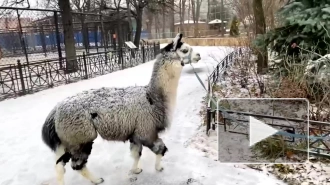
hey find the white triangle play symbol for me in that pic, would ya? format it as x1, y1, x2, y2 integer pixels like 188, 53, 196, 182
249, 116, 278, 147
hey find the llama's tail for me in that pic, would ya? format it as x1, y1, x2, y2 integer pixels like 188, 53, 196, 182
42, 106, 61, 151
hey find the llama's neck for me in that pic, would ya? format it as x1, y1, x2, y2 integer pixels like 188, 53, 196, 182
148, 60, 182, 118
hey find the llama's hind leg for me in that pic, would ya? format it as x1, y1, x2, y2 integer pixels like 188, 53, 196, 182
71, 142, 104, 184
144, 138, 168, 172
130, 141, 143, 174
55, 145, 71, 185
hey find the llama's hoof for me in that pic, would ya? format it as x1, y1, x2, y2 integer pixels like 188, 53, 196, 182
92, 178, 104, 184
131, 168, 143, 174
155, 166, 164, 172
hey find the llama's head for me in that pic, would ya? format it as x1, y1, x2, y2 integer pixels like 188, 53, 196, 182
161, 33, 201, 66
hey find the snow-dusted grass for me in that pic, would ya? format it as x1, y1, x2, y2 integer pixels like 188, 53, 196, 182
0, 46, 287, 185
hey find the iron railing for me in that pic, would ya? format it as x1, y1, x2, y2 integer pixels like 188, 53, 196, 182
0, 43, 160, 101
207, 48, 243, 92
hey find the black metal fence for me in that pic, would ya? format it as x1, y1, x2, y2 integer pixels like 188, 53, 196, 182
0, 7, 131, 65
0, 42, 160, 101
205, 47, 330, 158
205, 48, 242, 132
207, 48, 243, 92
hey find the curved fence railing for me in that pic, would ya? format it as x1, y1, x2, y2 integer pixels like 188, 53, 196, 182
205, 48, 243, 133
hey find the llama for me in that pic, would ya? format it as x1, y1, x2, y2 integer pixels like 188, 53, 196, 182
41, 33, 201, 185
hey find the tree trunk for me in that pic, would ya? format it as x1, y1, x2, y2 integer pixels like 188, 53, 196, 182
162, 6, 166, 39
180, 0, 186, 34
126, 0, 133, 41
207, 0, 210, 22
253, 0, 268, 74
117, 8, 123, 50
133, 9, 143, 48
196, 0, 202, 37
169, 0, 175, 37
81, 14, 90, 53
146, 9, 153, 39
155, 13, 159, 39
190, 0, 196, 37
58, 0, 77, 73
269, 2, 275, 30
220, 0, 224, 37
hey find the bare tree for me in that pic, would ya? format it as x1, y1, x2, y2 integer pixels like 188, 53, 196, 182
227, 0, 288, 35
169, 0, 175, 37
179, 0, 187, 33
126, 0, 133, 41
71, 0, 94, 52
58, 0, 78, 72
102, 0, 145, 46
113, 0, 124, 49
191, 0, 203, 37
253, 0, 267, 74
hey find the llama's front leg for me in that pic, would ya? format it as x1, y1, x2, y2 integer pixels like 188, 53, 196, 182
71, 142, 104, 184
147, 138, 168, 172
77, 166, 104, 184
130, 141, 143, 174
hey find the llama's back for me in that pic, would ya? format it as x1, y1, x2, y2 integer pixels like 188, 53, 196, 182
54, 86, 153, 144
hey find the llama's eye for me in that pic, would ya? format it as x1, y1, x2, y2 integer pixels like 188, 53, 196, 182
181, 49, 188, 54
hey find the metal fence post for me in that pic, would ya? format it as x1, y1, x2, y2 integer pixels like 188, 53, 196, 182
212, 111, 216, 130
206, 107, 211, 136
100, 15, 107, 51
142, 43, 145, 63
104, 51, 108, 65
213, 72, 215, 83
153, 42, 156, 57
17, 60, 26, 95
155, 42, 158, 55
54, 11, 63, 69
16, 10, 29, 64
94, 24, 99, 52
216, 65, 219, 82
120, 48, 124, 69
82, 52, 88, 79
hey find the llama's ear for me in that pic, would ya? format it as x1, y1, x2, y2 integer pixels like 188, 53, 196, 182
160, 33, 183, 52
172, 33, 183, 51
161, 42, 174, 52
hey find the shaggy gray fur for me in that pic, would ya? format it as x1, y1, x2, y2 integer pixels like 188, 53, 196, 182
43, 53, 173, 153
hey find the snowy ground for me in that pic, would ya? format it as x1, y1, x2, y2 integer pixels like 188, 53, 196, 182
0, 46, 286, 185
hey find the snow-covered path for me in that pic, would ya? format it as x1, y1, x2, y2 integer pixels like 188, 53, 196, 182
0, 46, 286, 185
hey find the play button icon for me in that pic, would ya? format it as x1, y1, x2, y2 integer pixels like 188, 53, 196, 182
249, 116, 279, 147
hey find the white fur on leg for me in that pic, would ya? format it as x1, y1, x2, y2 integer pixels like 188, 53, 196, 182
130, 146, 143, 174
78, 167, 104, 184
55, 163, 65, 185
55, 145, 66, 185
155, 154, 164, 172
